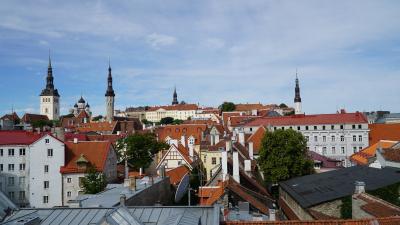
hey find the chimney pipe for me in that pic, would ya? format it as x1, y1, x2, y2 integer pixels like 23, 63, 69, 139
73, 138, 78, 144
269, 209, 276, 221
222, 151, 228, 181
248, 142, 254, 160
354, 181, 365, 194
233, 150, 240, 183
238, 131, 245, 146
181, 135, 186, 148
226, 140, 232, 152
120, 194, 126, 206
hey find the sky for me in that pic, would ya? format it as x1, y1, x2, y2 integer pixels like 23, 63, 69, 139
0, 0, 400, 116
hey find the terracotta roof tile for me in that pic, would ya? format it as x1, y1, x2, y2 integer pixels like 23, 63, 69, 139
247, 126, 266, 154
21, 113, 49, 123
0, 130, 46, 145
156, 124, 207, 145
381, 147, 400, 162
369, 123, 400, 145
350, 140, 397, 165
199, 182, 225, 206
76, 121, 118, 133
166, 165, 190, 185
60, 141, 112, 174
234, 104, 272, 112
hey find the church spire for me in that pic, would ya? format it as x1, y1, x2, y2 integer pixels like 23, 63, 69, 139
294, 70, 302, 115
105, 60, 115, 97
40, 51, 59, 97
172, 86, 178, 105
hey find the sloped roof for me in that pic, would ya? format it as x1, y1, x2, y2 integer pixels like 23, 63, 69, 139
77, 121, 118, 133
380, 146, 400, 163
238, 112, 368, 127
21, 113, 49, 123
60, 141, 112, 174
308, 151, 342, 168
350, 140, 397, 165
157, 124, 207, 145
86, 134, 125, 144
357, 193, 400, 218
247, 126, 266, 154
225, 217, 400, 224
0, 130, 46, 145
369, 123, 400, 145
166, 165, 190, 185
1, 112, 19, 121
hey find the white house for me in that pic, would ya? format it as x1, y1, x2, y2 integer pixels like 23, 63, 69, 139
0, 131, 65, 207
60, 140, 117, 206
156, 144, 194, 172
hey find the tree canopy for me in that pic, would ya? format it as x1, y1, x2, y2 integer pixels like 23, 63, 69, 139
81, 166, 106, 194
116, 133, 169, 170
160, 117, 174, 125
219, 102, 236, 112
279, 103, 288, 108
258, 129, 314, 183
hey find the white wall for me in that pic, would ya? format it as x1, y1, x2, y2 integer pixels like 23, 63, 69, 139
63, 173, 85, 206
40, 96, 60, 120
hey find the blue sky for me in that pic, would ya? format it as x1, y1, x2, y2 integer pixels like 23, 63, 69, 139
1, 0, 400, 116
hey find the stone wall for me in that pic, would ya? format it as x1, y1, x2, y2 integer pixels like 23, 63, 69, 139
310, 199, 342, 218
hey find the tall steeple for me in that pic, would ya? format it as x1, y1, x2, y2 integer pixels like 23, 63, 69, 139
105, 60, 115, 122
294, 70, 302, 115
40, 51, 60, 120
172, 86, 178, 105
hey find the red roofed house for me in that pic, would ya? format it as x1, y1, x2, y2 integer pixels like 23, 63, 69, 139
0, 112, 20, 130
61, 140, 117, 205
234, 111, 369, 167
156, 143, 194, 172
0, 131, 65, 208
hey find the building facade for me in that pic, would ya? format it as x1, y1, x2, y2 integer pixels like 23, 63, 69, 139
40, 56, 60, 120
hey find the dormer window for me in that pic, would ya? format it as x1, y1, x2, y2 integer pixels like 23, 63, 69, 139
76, 154, 89, 170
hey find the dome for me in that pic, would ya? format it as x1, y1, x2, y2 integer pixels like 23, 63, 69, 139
78, 96, 85, 103
74, 103, 78, 108
86, 102, 90, 108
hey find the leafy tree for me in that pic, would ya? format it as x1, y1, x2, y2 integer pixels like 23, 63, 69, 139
279, 103, 288, 108
219, 102, 236, 112
92, 115, 103, 121
31, 119, 53, 128
82, 166, 106, 194
172, 119, 184, 125
160, 117, 174, 125
258, 129, 314, 183
141, 119, 151, 125
116, 133, 169, 170
284, 110, 295, 116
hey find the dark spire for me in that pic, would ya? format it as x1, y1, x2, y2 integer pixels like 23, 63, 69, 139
40, 51, 60, 97
172, 86, 178, 105
294, 71, 301, 103
105, 61, 115, 97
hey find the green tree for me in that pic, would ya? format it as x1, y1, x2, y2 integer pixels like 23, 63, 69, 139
172, 119, 184, 125
141, 119, 151, 125
92, 115, 103, 121
31, 119, 53, 128
258, 129, 314, 183
279, 103, 288, 108
116, 133, 169, 170
82, 166, 106, 194
160, 117, 174, 124
219, 102, 236, 112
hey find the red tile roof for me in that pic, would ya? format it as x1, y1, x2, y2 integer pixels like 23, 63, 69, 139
247, 126, 266, 154
358, 193, 400, 218
229, 116, 261, 127
60, 141, 112, 174
380, 147, 400, 163
369, 123, 400, 145
147, 104, 198, 111
237, 112, 368, 127
350, 140, 397, 165
234, 104, 273, 112
76, 121, 118, 133
0, 130, 46, 145
199, 182, 225, 206
224, 217, 400, 224
166, 165, 190, 185
21, 113, 49, 123
1, 112, 19, 121
86, 134, 125, 144
222, 112, 242, 126
156, 124, 207, 145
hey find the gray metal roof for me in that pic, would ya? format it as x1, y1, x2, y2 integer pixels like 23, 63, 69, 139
279, 166, 400, 208
2, 205, 219, 225
0, 190, 18, 221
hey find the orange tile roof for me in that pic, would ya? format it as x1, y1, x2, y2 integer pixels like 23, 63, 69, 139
156, 124, 207, 145
21, 113, 49, 123
166, 165, 190, 185
247, 126, 266, 154
222, 112, 241, 126
234, 103, 272, 112
350, 140, 397, 165
60, 141, 112, 174
0, 130, 46, 145
76, 121, 117, 133
224, 217, 400, 224
147, 104, 198, 111
369, 123, 400, 145
357, 193, 400, 218
380, 147, 400, 162
229, 116, 260, 127
199, 182, 225, 206
86, 134, 125, 144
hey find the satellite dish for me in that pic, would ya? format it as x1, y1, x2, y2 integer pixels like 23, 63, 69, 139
174, 173, 189, 203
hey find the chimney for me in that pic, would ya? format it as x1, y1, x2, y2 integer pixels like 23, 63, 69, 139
189, 145, 194, 160
248, 142, 254, 160
160, 165, 166, 178
244, 160, 251, 172
120, 194, 126, 206
354, 181, 365, 194
215, 134, 220, 144
139, 167, 143, 176
251, 109, 257, 116
117, 131, 121, 135
269, 209, 276, 221
73, 138, 78, 144
233, 150, 240, 183
222, 151, 228, 181
226, 139, 232, 152
238, 130, 245, 146
181, 135, 186, 148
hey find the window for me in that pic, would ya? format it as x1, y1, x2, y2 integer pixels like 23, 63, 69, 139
353, 135, 356, 142
43, 196, 49, 203
341, 147, 345, 154
341, 136, 345, 142
305, 126, 309, 130
8, 164, 14, 171
358, 135, 362, 142
8, 177, 14, 186
359, 146, 363, 151
352, 125, 356, 129
322, 147, 327, 155
306, 146, 310, 151
45, 139, 49, 144
353, 147, 357, 153
19, 148, 25, 156
249, 128, 253, 132
212, 157, 217, 165
47, 149, 53, 157
79, 177, 84, 188
67, 178, 72, 183
332, 147, 336, 154
19, 191, 25, 201
19, 163, 25, 171
297, 126, 300, 131
314, 126, 317, 130
19, 177, 25, 186
274, 127, 277, 131
8, 149, 14, 156
314, 136, 318, 142
8, 192, 14, 200
177, 160, 182, 165
358, 124, 362, 129
0, 164, 2, 171
281, 127, 284, 130
67, 191, 71, 197
331, 125, 335, 130
44, 181, 49, 189
322, 125, 326, 130
203, 155, 207, 163
323, 136, 326, 142
0, 149, 3, 156
44, 165, 49, 173
340, 125, 344, 129
331, 136, 335, 142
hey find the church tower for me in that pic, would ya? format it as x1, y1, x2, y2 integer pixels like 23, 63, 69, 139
40, 54, 60, 120
105, 63, 115, 122
294, 72, 302, 115
172, 86, 178, 105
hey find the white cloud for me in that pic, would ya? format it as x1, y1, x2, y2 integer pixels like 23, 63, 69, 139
146, 33, 177, 49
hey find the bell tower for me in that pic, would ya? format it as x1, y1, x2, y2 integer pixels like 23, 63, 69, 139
105, 62, 115, 122
40, 53, 60, 120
